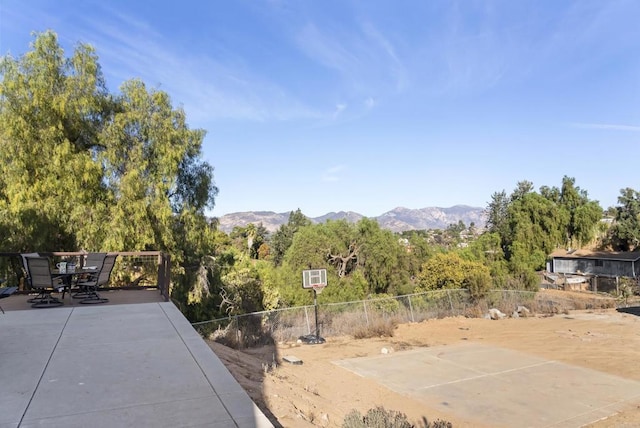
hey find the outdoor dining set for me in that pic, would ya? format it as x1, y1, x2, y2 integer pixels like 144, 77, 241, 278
17, 252, 117, 308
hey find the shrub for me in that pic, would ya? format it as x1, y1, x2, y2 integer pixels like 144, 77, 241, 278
342, 406, 453, 428
368, 293, 402, 314
352, 317, 397, 339
343, 406, 412, 428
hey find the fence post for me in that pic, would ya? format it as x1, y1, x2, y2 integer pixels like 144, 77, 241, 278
234, 316, 241, 346
157, 252, 170, 301
408, 295, 415, 323
447, 289, 454, 313
363, 301, 369, 326
304, 306, 311, 335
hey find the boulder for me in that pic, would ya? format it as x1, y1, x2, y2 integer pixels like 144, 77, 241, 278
516, 305, 531, 317
488, 308, 506, 320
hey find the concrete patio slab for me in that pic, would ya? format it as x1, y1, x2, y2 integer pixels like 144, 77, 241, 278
334, 342, 640, 428
0, 302, 273, 428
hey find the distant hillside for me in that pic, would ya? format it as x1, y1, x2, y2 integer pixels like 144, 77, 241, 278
216, 205, 486, 234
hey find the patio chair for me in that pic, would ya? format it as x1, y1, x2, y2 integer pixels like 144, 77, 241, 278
26, 257, 65, 308
72, 252, 107, 299
76, 254, 117, 304
20, 253, 46, 303
20, 252, 39, 286
0, 285, 18, 314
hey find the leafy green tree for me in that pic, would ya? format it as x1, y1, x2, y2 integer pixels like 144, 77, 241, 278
610, 188, 640, 251
271, 209, 311, 266
415, 252, 491, 298
0, 31, 219, 318
558, 176, 602, 247
229, 223, 268, 258
399, 230, 434, 280
510, 180, 534, 201
355, 218, 410, 294
0, 31, 109, 251
485, 190, 509, 244
219, 258, 264, 315
282, 223, 334, 275
539, 185, 561, 203
505, 192, 567, 270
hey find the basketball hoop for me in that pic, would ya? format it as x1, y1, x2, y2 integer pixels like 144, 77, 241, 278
302, 269, 327, 291
300, 269, 327, 344
311, 284, 325, 294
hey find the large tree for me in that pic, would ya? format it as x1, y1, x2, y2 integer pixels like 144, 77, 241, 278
0, 31, 109, 251
355, 218, 410, 294
0, 31, 218, 310
610, 188, 640, 251
558, 176, 602, 247
270, 209, 311, 266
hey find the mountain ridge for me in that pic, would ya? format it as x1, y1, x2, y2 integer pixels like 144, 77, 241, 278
216, 205, 486, 234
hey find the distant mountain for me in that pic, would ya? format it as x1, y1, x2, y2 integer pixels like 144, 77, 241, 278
216, 205, 486, 234
376, 206, 486, 232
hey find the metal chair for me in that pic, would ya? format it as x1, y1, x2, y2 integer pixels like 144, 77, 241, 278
76, 254, 117, 304
72, 252, 107, 299
26, 257, 64, 308
20, 253, 40, 300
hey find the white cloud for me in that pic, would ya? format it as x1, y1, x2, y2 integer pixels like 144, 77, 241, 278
333, 103, 347, 119
364, 97, 376, 109
321, 165, 346, 182
74, 9, 322, 123
295, 20, 407, 95
570, 123, 640, 132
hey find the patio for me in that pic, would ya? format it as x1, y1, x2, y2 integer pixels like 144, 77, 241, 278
0, 295, 273, 427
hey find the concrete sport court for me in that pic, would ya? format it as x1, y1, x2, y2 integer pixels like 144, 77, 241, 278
334, 342, 640, 427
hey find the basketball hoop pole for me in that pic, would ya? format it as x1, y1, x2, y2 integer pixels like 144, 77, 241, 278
300, 269, 327, 344
313, 288, 320, 341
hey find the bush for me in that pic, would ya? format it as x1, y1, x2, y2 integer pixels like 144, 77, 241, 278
343, 406, 412, 428
368, 294, 402, 314
342, 406, 453, 428
352, 317, 397, 339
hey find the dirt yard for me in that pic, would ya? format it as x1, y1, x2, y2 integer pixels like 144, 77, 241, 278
207, 291, 640, 427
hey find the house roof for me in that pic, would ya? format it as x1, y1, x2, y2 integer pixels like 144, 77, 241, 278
550, 249, 640, 261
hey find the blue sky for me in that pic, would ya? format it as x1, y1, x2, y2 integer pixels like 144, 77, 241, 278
1, 1, 639, 218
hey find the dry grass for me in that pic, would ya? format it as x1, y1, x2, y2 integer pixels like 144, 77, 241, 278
352, 317, 398, 339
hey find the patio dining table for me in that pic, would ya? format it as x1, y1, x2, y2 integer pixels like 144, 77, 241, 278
52, 267, 99, 298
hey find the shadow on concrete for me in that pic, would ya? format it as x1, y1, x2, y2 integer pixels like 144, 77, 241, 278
617, 306, 640, 317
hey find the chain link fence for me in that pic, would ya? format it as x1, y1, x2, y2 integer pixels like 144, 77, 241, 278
193, 289, 543, 348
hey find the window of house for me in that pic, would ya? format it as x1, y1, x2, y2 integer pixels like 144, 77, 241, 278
595, 260, 604, 267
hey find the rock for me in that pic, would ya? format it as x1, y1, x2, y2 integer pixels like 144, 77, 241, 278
512, 311, 520, 318
517, 305, 531, 317
320, 413, 330, 426
488, 308, 506, 320
381, 347, 394, 354
283, 355, 303, 365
